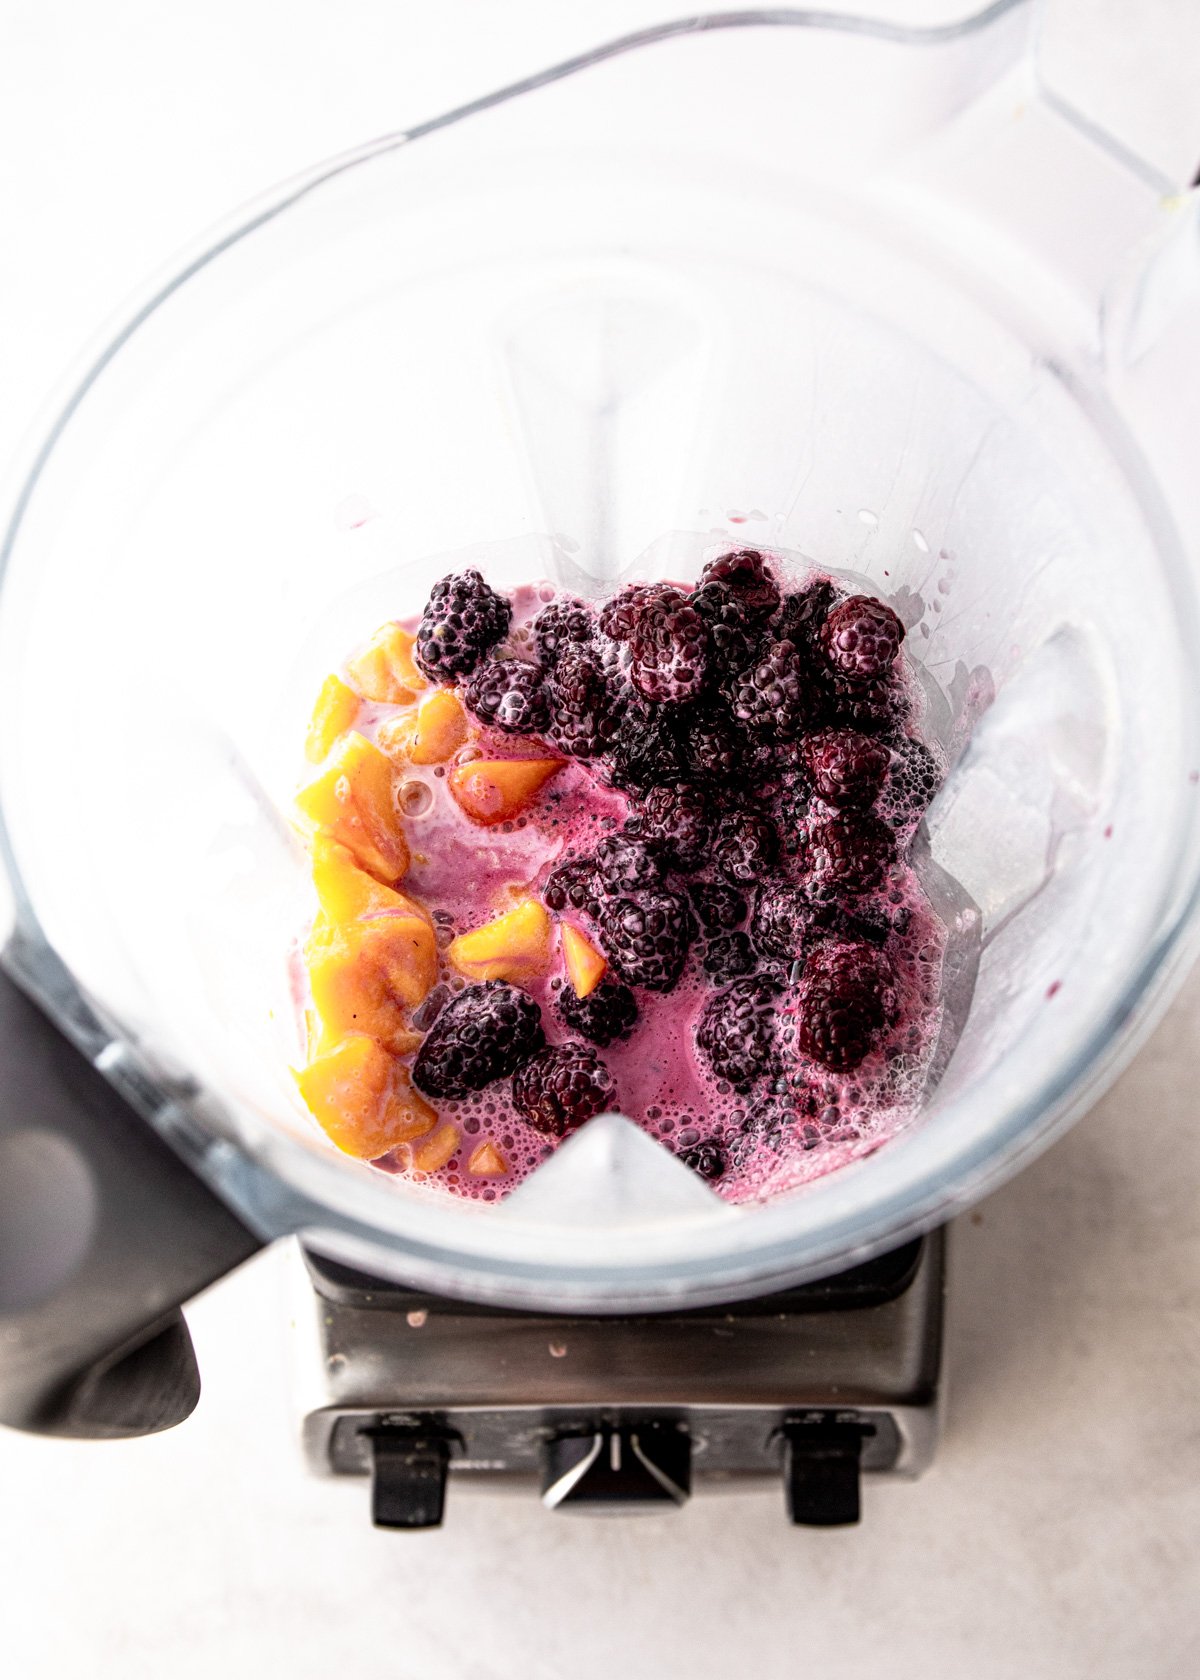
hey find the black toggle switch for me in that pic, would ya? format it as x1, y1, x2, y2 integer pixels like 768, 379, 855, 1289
781, 1413, 874, 1527
542, 1422, 690, 1512
364, 1425, 454, 1530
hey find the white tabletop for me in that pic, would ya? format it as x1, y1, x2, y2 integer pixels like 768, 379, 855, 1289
2, 4, 1200, 1676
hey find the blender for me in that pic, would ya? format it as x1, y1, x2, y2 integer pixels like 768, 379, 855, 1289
1, 0, 1198, 1525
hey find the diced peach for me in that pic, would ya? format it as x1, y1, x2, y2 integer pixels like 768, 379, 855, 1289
448, 899, 551, 983
376, 711, 417, 762
468, 1140, 509, 1177
311, 836, 430, 927
347, 624, 424, 704
560, 922, 606, 998
448, 758, 564, 825
295, 1035, 436, 1160
296, 732, 409, 884
305, 674, 360, 764
306, 913, 437, 1053
410, 688, 469, 765
412, 1122, 461, 1174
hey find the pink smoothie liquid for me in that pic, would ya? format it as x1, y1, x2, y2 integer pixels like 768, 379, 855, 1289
310, 572, 947, 1205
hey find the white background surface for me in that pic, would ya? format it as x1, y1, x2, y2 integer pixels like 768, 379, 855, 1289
2, 2, 1200, 1676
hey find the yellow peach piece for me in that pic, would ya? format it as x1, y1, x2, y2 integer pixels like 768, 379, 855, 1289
376, 711, 417, 762
296, 732, 408, 884
295, 1035, 436, 1160
412, 1122, 461, 1174
447, 899, 551, 983
347, 623, 424, 704
311, 837, 429, 927
448, 758, 564, 826
410, 688, 469, 765
305, 674, 360, 764
467, 1140, 509, 1177
306, 914, 437, 1053
560, 922, 606, 999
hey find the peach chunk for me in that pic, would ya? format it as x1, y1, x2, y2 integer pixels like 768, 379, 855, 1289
311, 836, 429, 926
448, 899, 551, 983
410, 688, 469, 765
560, 922, 606, 999
296, 732, 409, 884
305, 673, 360, 764
467, 1140, 509, 1177
306, 913, 437, 1053
376, 711, 417, 763
347, 623, 425, 704
296, 1035, 435, 1160
448, 758, 564, 826
412, 1122, 461, 1174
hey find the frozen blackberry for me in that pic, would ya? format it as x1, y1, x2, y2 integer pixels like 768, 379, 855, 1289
703, 931, 757, 982
774, 576, 838, 653
600, 583, 667, 643
795, 811, 895, 901
728, 639, 812, 740
593, 834, 662, 896
600, 886, 694, 992
820, 594, 905, 683
556, 976, 639, 1046
696, 549, 780, 624
885, 735, 943, 828
627, 587, 709, 703
546, 644, 620, 760
512, 1041, 615, 1137
696, 974, 781, 1090
796, 941, 894, 1072
801, 728, 890, 810
818, 669, 910, 736
689, 880, 747, 932
412, 981, 544, 1098
713, 809, 779, 887
543, 857, 604, 919
463, 657, 549, 735
678, 1137, 728, 1182
625, 783, 712, 871
680, 704, 744, 787
531, 596, 595, 667
606, 706, 686, 792
751, 881, 814, 966
414, 569, 511, 682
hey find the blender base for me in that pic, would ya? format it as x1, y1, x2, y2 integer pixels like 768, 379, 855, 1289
296, 1229, 945, 1528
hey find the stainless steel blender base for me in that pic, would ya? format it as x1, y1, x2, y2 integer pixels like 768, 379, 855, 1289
296, 1229, 945, 1527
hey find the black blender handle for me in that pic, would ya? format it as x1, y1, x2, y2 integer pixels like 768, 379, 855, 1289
0, 965, 261, 1439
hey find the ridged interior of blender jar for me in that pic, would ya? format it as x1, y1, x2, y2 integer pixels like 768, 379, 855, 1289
0, 25, 1193, 1291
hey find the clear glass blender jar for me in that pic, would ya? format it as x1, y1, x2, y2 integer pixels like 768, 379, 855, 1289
1, 0, 1199, 1319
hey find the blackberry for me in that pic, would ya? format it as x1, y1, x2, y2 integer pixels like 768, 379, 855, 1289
414, 569, 511, 682
678, 1137, 728, 1182
680, 705, 744, 787
689, 880, 747, 932
556, 976, 639, 1046
751, 881, 813, 966
543, 857, 604, 919
713, 809, 778, 887
820, 594, 905, 683
802, 728, 890, 810
600, 583, 666, 643
728, 639, 812, 740
625, 783, 712, 871
703, 931, 757, 982
774, 576, 838, 653
696, 974, 781, 1090
795, 811, 895, 901
796, 941, 894, 1072
412, 980, 544, 1098
695, 549, 780, 623
593, 834, 662, 895
600, 886, 694, 992
885, 735, 943, 829
818, 669, 910, 736
627, 587, 708, 703
463, 657, 549, 735
531, 596, 595, 667
546, 644, 620, 760
511, 1041, 615, 1137
605, 706, 686, 792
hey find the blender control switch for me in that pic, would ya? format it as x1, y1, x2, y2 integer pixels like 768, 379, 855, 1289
365, 1427, 452, 1530
782, 1415, 873, 1527
542, 1423, 690, 1512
